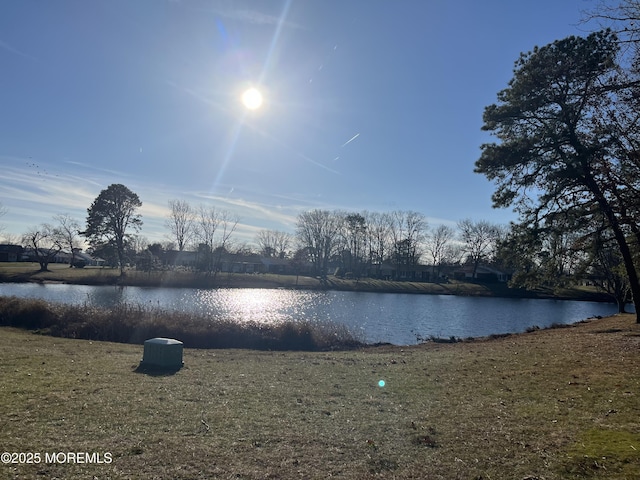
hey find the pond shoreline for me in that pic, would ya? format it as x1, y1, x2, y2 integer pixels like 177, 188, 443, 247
0, 262, 616, 304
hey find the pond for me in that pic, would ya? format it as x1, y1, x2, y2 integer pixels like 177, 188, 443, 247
0, 283, 623, 345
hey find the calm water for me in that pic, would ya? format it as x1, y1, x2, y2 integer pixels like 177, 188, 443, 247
0, 283, 622, 345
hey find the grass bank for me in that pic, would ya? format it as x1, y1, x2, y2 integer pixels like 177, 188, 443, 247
0, 262, 614, 302
2, 315, 640, 478
0, 296, 363, 351
0, 263, 323, 290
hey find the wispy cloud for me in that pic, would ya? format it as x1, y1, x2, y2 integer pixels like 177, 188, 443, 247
196, 6, 304, 29
64, 160, 132, 179
192, 191, 298, 227
226, 9, 287, 26
0, 159, 466, 247
0, 155, 336, 245
1, 164, 94, 203
137, 198, 170, 221
0, 39, 38, 61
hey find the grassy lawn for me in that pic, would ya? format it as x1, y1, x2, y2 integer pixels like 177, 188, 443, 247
2, 315, 640, 478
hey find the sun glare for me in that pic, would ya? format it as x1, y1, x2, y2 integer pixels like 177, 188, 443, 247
241, 87, 263, 110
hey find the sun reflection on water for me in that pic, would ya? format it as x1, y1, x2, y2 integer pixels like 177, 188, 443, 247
192, 288, 324, 325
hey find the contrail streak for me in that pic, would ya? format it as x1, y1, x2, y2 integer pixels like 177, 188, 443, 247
341, 133, 360, 147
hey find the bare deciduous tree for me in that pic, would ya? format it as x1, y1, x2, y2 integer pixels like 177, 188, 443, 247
256, 229, 292, 258
295, 209, 342, 278
214, 210, 239, 274
458, 219, 501, 279
128, 235, 149, 255
425, 224, 455, 280
166, 199, 194, 251
22, 224, 64, 271
390, 210, 427, 269
192, 205, 239, 275
365, 211, 393, 277
54, 213, 82, 267
341, 213, 367, 276
194, 205, 220, 273
2, 233, 20, 245
584, 0, 640, 46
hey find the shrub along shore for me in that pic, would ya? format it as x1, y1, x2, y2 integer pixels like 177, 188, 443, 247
0, 296, 364, 351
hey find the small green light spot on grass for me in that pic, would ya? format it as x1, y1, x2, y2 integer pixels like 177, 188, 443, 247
378, 380, 385, 387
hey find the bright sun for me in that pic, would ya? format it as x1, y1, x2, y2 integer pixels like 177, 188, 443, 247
241, 87, 263, 110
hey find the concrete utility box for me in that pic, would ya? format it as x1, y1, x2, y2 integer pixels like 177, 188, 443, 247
141, 338, 183, 369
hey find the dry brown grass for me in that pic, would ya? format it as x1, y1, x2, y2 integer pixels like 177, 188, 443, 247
0, 296, 363, 351
2, 315, 640, 479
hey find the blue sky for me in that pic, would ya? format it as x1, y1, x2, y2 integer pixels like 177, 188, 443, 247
0, 0, 603, 247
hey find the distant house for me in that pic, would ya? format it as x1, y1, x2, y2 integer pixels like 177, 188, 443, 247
20, 248, 104, 267
219, 253, 264, 274
453, 265, 512, 283
392, 264, 433, 281
22, 248, 69, 264
366, 263, 395, 280
0, 244, 23, 262
74, 250, 105, 267
261, 257, 293, 274
169, 250, 199, 268
361, 263, 432, 282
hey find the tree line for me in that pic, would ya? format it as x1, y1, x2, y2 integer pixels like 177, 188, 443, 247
1, 189, 508, 281
166, 200, 507, 280
6, 175, 621, 296
292, 209, 505, 280
1, 171, 633, 303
